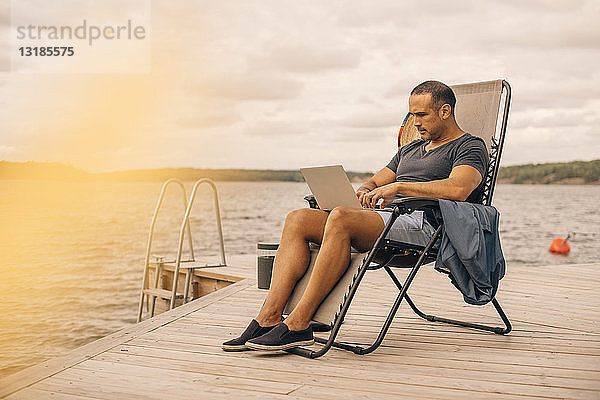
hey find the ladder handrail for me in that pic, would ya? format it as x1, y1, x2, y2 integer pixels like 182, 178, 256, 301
170, 178, 226, 309
137, 178, 194, 322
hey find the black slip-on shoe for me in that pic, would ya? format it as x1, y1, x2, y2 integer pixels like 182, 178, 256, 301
282, 315, 332, 332
246, 322, 314, 351
309, 320, 332, 332
222, 319, 278, 351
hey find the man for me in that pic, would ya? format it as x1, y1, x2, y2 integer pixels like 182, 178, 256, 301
222, 80, 489, 351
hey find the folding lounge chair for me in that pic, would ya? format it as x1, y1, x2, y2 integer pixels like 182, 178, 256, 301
284, 79, 512, 359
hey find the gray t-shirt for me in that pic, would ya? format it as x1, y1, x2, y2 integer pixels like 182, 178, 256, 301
385, 133, 489, 203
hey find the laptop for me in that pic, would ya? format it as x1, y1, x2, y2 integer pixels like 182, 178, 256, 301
300, 165, 362, 210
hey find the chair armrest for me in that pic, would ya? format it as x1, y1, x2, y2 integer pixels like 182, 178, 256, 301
304, 194, 319, 209
386, 197, 439, 214
305, 195, 439, 213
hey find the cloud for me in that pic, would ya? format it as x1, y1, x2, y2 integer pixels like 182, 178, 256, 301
332, 0, 480, 29
241, 118, 307, 137
174, 103, 242, 129
473, 1, 599, 51
324, 99, 404, 131
194, 72, 303, 101
512, 75, 600, 110
0, 0, 9, 27
255, 43, 361, 73
337, 112, 401, 129
0, 0, 9, 73
0, 145, 17, 154
1, 0, 599, 171
510, 102, 600, 129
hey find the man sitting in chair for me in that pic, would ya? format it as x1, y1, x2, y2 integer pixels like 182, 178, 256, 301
222, 80, 489, 351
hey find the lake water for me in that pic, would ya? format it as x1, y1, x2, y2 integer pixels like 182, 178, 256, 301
1, 181, 599, 378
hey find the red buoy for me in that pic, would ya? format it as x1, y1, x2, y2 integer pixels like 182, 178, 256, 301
549, 235, 570, 254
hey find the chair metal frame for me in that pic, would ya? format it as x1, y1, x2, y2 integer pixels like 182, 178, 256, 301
289, 80, 513, 359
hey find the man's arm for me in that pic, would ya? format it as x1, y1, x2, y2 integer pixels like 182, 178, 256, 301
363, 165, 483, 208
356, 167, 397, 204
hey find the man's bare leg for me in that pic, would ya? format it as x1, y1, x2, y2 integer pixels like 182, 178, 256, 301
254, 208, 329, 327
283, 206, 384, 331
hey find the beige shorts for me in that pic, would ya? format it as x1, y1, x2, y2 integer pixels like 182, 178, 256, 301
373, 209, 437, 247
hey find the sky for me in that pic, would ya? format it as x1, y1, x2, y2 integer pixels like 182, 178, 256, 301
0, 0, 599, 173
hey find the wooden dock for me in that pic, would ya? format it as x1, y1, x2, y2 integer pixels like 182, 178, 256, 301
1, 257, 599, 399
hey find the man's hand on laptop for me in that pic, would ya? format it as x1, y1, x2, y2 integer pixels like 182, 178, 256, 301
356, 187, 371, 205
360, 183, 399, 209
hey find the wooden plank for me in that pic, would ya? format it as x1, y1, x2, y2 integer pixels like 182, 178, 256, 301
34, 376, 302, 400
219, 278, 599, 316
173, 310, 600, 343
203, 286, 600, 324
134, 323, 600, 369
218, 271, 600, 311
157, 312, 598, 342
5, 387, 99, 400
127, 337, 600, 382
168, 321, 600, 356
142, 288, 183, 299
97, 345, 600, 395
286, 383, 555, 400
36, 378, 154, 400
182, 312, 600, 340
176, 312, 600, 345
286, 384, 555, 400
0, 279, 251, 399
54, 358, 557, 400
5, 262, 600, 399
217, 292, 600, 321
138, 328, 600, 371
191, 269, 244, 282
64, 360, 300, 395
175, 311, 600, 340
203, 304, 599, 335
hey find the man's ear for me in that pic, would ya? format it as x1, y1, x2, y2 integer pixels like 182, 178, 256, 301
439, 104, 452, 120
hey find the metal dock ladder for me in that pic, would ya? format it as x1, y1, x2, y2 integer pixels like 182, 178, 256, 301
137, 178, 227, 322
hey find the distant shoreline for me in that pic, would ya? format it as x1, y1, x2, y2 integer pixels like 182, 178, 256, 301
1, 160, 599, 185
497, 160, 600, 185
0, 161, 372, 183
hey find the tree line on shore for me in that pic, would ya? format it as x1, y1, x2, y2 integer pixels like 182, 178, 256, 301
1, 159, 599, 184
0, 161, 372, 183
497, 160, 600, 184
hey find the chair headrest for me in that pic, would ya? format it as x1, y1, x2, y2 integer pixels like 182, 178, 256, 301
398, 79, 504, 153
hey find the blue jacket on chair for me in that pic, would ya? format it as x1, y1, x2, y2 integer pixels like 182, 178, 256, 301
435, 200, 506, 305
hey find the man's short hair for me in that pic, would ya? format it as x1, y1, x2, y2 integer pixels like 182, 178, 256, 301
411, 81, 456, 115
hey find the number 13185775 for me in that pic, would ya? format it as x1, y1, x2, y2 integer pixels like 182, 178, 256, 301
19, 47, 74, 56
